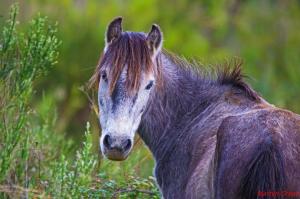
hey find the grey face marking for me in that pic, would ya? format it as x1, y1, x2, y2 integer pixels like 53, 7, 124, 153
111, 78, 125, 113
98, 66, 155, 161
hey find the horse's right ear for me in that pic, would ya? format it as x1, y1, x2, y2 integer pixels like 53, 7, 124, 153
105, 17, 122, 46
146, 24, 163, 57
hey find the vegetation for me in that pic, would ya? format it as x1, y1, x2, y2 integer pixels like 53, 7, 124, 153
0, 5, 159, 198
0, 0, 299, 198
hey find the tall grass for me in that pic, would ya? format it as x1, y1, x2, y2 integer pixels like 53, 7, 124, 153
0, 4, 159, 199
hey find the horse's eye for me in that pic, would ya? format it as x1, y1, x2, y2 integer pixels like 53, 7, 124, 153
145, 81, 154, 90
101, 71, 108, 82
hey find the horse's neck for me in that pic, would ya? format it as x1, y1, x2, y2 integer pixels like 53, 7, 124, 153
138, 53, 219, 160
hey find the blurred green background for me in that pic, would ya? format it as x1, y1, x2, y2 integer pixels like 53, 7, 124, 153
1, 0, 300, 177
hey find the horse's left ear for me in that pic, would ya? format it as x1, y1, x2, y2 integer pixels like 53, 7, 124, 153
146, 24, 163, 57
105, 17, 123, 46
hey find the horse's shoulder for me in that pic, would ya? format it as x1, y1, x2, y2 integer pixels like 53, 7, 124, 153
217, 107, 267, 131
216, 105, 300, 154
215, 106, 283, 149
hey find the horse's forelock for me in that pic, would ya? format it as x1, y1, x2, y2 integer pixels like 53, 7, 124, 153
92, 32, 160, 95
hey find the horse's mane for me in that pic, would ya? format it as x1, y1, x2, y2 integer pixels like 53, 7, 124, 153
89, 32, 260, 101
163, 50, 260, 101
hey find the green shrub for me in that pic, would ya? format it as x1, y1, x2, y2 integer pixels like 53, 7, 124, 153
0, 3, 60, 184
47, 122, 97, 198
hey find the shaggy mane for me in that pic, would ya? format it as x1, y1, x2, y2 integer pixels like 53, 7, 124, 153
164, 51, 260, 101
217, 60, 260, 101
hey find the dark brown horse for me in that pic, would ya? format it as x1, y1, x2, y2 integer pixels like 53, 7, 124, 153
90, 17, 300, 199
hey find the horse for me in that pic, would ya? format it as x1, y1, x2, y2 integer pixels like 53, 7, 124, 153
89, 17, 300, 199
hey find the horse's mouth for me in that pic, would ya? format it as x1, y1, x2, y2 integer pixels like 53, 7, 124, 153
103, 149, 130, 161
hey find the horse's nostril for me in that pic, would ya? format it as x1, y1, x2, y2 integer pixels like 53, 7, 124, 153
103, 135, 131, 153
124, 139, 132, 151
103, 134, 112, 149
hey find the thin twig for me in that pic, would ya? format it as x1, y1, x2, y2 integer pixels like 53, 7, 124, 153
111, 188, 156, 198
0, 185, 43, 197
79, 85, 98, 116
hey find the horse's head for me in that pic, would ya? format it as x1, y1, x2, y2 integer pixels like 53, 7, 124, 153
97, 17, 163, 161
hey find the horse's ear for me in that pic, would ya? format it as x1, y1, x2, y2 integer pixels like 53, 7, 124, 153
146, 24, 163, 56
105, 17, 122, 45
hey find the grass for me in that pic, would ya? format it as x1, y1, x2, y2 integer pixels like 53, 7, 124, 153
0, 4, 159, 199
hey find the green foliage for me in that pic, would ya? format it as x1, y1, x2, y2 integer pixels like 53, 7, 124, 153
0, 3, 59, 184
47, 122, 97, 198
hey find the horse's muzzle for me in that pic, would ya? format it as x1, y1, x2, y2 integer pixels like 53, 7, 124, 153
101, 134, 132, 161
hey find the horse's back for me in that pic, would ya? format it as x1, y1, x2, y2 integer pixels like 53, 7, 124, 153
214, 106, 300, 198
